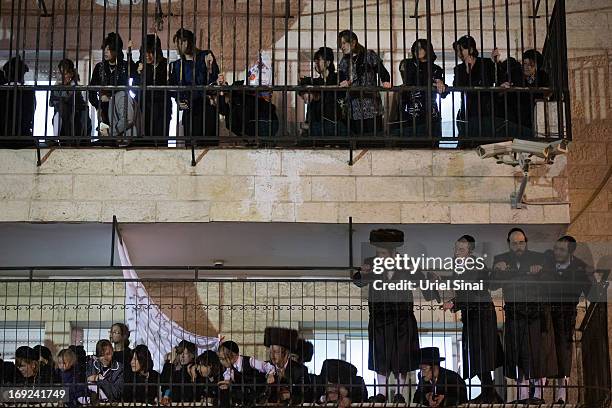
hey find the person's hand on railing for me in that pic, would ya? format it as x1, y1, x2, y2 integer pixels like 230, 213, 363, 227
499, 81, 512, 89
434, 79, 447, 94
218, 380, 231, 390
442, 300, 454, 311
491, 47, 501, 64
493, 261, 508, 272
137, 63, 144, 75
159, 395, 171, 406
339, 80, 351, 87
382, 81, 392, 89
528, 264, 543, 275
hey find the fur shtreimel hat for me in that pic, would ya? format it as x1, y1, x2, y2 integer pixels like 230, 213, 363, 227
369, 229, 404, 249
263, 327, 299, 351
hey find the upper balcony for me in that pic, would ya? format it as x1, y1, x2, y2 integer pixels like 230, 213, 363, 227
0, 1, 572, 225
0, 0, 571, 150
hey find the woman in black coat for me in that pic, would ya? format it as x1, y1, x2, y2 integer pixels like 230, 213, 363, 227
395, 39, 448, 138
135, 34, 172, 141
123, 345, 160, 404
50, 59, 90, 139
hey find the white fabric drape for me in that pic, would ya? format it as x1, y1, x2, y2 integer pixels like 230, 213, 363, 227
118, 238, 219, 370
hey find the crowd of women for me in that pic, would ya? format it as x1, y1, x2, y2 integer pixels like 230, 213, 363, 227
0, 29, 550, 146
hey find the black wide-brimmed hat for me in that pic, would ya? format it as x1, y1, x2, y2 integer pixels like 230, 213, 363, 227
369, 229, 404, 249
264, 327, 299, 351
293, 338, 314, 363
319, 359, 358, 385
418, 347, 446, 365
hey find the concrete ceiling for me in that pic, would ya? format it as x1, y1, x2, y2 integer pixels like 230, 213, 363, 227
0, 221, 571, 278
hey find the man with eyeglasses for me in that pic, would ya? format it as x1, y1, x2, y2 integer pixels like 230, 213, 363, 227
491, 227, 557, 404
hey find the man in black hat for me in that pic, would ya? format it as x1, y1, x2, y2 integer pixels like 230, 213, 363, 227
352, 228, 439, 403
413, 347, 467, 407
291, 338, 317, 402
217, 340, 267, 406
261, 327, 307, 404
545, 235, 592, 404
442, 235, 504, 403
491, 227, 557, 403
317, 359, 367, 407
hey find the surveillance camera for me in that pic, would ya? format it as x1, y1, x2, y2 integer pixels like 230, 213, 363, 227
214, 260, 224, 267
475, 141, 513, 159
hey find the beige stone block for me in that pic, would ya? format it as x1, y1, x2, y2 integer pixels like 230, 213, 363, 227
0, 150, 37, 174
337, 203, 401, 223
489, 203, 545, 224
29, 201, 101, 222
281, 150, 371, 176
0, 201, 30, 221
371, 150, 432, 176
32, 175, 73, 200
40, 150, 123, 174
177, 176, 254, 201
401, 203, 450, 223
210, 201, 272, 221
74, 175, 177, 201
295, 202, 338, 223
254, 176, 311, 202
432, 150, 514, 177
543, 205, 571, 224
0, 175, 34, 199
356, 177, 423, 202
101, 201, 157, 222
123, 150, 227, 175
271, 203, 295, 222
311, 177, 356, 202
522, 183, 555, 201
424, 177, 515, 202
450, 203, 491, 224
156, 201, 211, 222
226, 150, 282, 175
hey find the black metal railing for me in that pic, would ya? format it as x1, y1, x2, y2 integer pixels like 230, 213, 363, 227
0, 0, 571, 150
0, 262, 609, 407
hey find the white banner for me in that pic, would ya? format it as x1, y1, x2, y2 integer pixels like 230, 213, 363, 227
118, 238, 219, 370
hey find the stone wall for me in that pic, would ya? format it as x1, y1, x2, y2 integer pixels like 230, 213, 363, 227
0, 148, 568, 224
563, 0, 612, 397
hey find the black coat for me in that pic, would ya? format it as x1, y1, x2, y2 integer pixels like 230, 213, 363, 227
449, 262, 503, 379
399, 58, 446, 123
218, 84, 279, 138
0, 84, 36, 140
491, 250, 558, 379
544, 254, 592, 377
301, 72, 343, 124
353, 257, 439, 373
88, 55, 138, 124
453, 57, 497, 120
219, 355, 267, 407
160, 362, 195, 402
123, 370, 160, 404
134, 58, 172, 137
49, 81, 90, 137
264, 359, 307, 404
413, 366, 468, 407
